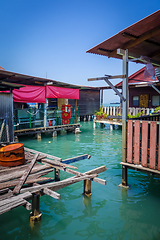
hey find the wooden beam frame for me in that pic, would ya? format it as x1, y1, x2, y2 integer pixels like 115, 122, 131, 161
88, 76, 126, 101
108, 25, 160, 58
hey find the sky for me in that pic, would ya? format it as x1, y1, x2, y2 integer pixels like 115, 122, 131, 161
0, 1, 159, 103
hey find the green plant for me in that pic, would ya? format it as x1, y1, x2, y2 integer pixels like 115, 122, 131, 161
128, 111, 144, 118
154, 106, 160, 113
103, 113, 108, 119
95, 111, 101, 116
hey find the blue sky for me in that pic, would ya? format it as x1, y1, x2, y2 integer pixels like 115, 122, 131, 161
0, 1, 159, 103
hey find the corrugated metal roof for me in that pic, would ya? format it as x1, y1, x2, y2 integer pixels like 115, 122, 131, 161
0, 69, 100, 91
86, 10, 160, 66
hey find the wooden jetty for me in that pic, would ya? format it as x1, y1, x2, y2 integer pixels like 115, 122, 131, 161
93, 116, 122, 130
14, 123, 81, 140
0, 147, 107, 220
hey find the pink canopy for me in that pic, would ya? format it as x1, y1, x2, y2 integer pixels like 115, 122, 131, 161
13, 86, 46, 103
12, 85, 79, 103
46, 86, 79, 99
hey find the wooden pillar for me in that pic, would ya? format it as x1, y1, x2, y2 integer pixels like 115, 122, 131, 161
75, 99, 77, 123
30, 194, 42, 221
55, 159, 62, 181
122, 49, 128, 187
52, 131, 57, 138
36, 133, 41, 140
55, 168, 60, 181
93, 121, 96, 129
110, 124, 113, 131
100, 89, 103, 106
83, 179, 92, 196
44, 103, 47, 128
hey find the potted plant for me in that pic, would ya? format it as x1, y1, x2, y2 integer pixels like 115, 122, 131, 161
95, 111, 101, 120
103, 113, 108, 119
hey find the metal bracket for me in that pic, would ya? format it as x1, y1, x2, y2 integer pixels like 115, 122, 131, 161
88, 75, 126, 102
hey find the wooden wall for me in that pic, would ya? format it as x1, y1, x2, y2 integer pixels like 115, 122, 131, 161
129, 86, 160, 108
69, 89, 100, 117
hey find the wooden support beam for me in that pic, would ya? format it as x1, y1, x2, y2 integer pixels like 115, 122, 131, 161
0, 163, 53, 183
20, 174, 98, 194
43, 188, 60, 200
88, 76, 125, 101
0, 191, 32, 208
83, 179, 92, 196
88, 75, 126, 81
24, 147, 62, 162
121, 32, 160, 48
0, 176, 53, 190
108, 25, 160, 58
30, 194, 42, 221
104, 77, 126, 101
13, 153, 39, 194
41, 158, 78, 169
62, 154, 91, 164
41, 160, 107, 185
120, 162, 160, 175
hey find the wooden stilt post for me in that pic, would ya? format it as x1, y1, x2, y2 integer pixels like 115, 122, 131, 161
54, 158, 62, 181
101, 89, 103, 107
36, 133, 41, 140
55, 168, 60, 181
83, 179, 92, 196
121, 49, 128, 187
30, 194, 42, 221
110, 124, 113, 131
75, 99, 77, 123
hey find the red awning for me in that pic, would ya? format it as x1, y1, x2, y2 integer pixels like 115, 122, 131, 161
13, 86, 46, 103
46, 86, 79, 99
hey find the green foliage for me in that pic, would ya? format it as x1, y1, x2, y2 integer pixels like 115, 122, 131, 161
103, 113, 108, 119
95, 105, 104, 116
128, 111, 144, 119
95, 111, 101, 116
154, 106, 160, 113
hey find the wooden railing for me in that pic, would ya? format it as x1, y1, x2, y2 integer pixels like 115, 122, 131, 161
103, 106, 154, 116
127, 120, 160, 170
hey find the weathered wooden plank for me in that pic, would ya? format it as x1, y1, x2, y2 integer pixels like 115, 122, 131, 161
62, 154, 91, 164
0, 177, 52, 190
134, 120, 140, 164
42, 161, 107, 185
149, 122, 157, 169
0, 199, 28, 215
24, 147, 61, 161
0, 191, 32, 207
127, 120, 133, 163
20, 174, 98, 194
13, 153, 39, 194
23, 201, 32, 210
0, 164, 52, 183
43, 188, 60, 200
0, 191, 13, 201
141, 121, 148, 167
41, 158, 78, 169
120, 162, 160, 175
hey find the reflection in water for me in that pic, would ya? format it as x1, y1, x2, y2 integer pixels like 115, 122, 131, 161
118, 178, 160, 240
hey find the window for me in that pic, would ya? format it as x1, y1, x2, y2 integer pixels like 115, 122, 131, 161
152, 95, 159, 106
133, 96, 139, 106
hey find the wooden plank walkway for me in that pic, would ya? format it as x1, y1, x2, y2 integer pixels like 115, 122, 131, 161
14, 123, 80, 136
94, 119, 122, 126
0, 147, 107, 216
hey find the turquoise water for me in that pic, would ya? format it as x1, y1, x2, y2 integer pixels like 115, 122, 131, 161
1, 121, 160, 240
